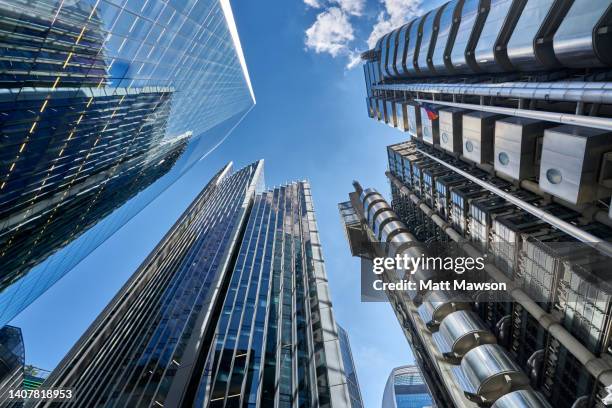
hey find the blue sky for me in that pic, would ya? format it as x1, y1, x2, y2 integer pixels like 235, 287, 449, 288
11, 0, 446, 406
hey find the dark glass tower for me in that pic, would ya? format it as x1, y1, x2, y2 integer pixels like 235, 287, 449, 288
337, 325, 364, 408
0, 0, 255, 327
39, 162, 352, 408
0, 325, 24, 406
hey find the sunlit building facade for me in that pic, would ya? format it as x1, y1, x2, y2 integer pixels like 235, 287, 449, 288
40, 162, 353, 408
343, 0, 612, 407
0, 0, 255, 327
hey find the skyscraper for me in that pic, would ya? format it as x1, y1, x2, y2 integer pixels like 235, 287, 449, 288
382, 365, 433, 408
342, 1, 612, 407
0, 325, 24, 406
337, 325, 364, 408
0, 0, 255, 327
39, 162, 353, 408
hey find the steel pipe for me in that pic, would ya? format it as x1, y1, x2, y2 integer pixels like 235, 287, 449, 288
374, 82, 612, 104
412, 98, 612, 132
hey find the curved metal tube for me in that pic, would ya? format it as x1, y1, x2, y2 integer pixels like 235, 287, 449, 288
374, 81, 612, 104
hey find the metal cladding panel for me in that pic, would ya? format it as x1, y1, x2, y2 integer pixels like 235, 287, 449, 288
506, 0, 557, 71
491, 390, 553, 408
377, 98, 386, 121
407, 103, 423, 139
449, 0, 489, 73
462, 112, 503, 164
460, 344, 529, 403
395, 21, 413, 76
432, 0, 464, 74
405, 15, 426, 76
539, 125, 612, 205
366, 97, 376, 118
473, 0, 519, 72
436, 310, 497, 357
494, 117, 548, 181
418, 5, 446, 75
379, 33, 391, 79
396, 101, 409, 131
553, 0, 612, 68
439, 108, 467, 153
385, 99, 397, 127
420, 106, 440, 145
386, 28, 402, 77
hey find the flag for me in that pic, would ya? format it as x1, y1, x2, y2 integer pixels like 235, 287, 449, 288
421, 102, 439, 121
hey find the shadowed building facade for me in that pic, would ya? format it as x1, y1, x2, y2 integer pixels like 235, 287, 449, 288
38, 162, 353, 408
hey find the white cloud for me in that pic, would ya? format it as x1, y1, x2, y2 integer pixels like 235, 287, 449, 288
346, 50, 363, 69
304, 0, 323, 9
367, 0, 422, 48
305, 8, 355, 58
332, 0, 366, 16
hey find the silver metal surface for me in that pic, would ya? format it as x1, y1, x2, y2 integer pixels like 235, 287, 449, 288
553, 0, 612, 68
539, 125, 612, 205
415, 146, 612, 258
405, 16, 425, 76
462, 111, 504, 164
418, 5, 446, 75
421, 105, 441, 145
491, 389, 553, 408
459, 344, 529, 403
407, 102, 423, 139
413, 98, 612, 132
494, 117, 549, 181
473, 0, 516, 72
440, 107, 468, 153
432, 0, 464, 74
395, 101, 409, 131
449, 0, 486, 73
374, 82, 612, 105
433, 310, 497, 359
506, 0, 557, 71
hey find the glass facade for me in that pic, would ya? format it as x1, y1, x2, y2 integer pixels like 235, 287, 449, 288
39, 161, 264, 407
0, 325, 24, 405
40, 163, 352, 407
0, 0, 255, 327
337, 324, 364, 408
382, 366, 433, 408
196, 181, 350, 408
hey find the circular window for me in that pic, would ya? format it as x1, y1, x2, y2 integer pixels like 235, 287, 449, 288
498, 152, 509, 166
441, 132, 449, 143
465, 141, 474, 152
546, 168, 563, 184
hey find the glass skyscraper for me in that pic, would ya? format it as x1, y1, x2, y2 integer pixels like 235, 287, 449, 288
0, 325, 24, 406
39, 161, 353, 408
382, 366, 433, 408
337, 324, 364, 408
0, 0, 255, 327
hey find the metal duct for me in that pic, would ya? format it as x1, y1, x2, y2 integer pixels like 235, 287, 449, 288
374, 82, 612, 105
432, 310, 497, 359
417, 290, 473, 330
491, 389, 553, 408
453, 343, 530, 404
